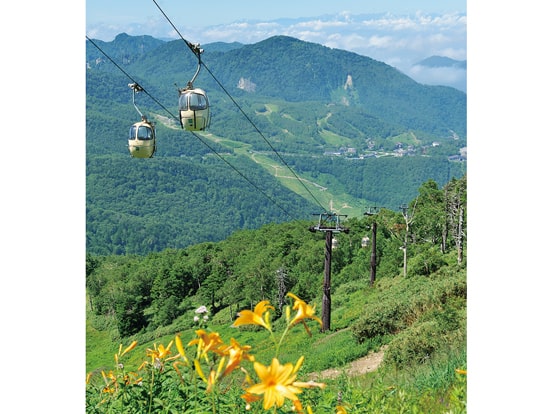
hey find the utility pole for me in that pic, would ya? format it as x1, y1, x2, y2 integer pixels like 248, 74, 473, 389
370, 222, 377, 285
363, 206, 380, 286
309, 212, 349, 332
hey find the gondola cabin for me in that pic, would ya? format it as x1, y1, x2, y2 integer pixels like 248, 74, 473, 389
128, 117, 156, 158
178, 88, 210, 131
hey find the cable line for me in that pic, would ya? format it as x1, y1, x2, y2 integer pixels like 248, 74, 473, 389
201, 62, 327, 212
189, 131, 295, 220
86, 35, 297, 220
151, 0, 327, 213
86, 35, 178, 120
151, 0, 202, 61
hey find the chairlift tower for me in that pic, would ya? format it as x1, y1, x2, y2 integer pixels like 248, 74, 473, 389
309, 212, 349, 332
364, 206, 381, 286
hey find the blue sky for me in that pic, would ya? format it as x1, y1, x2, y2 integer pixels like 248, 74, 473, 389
86, 0, 466, 27
86, 0, 467, 91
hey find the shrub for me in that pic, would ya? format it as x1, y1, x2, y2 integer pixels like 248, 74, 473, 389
384, 321, 440, 369
408, 247, 447, 276
351, 300, 413, 341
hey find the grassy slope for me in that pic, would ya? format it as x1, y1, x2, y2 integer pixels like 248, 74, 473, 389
87, 266, 466, 381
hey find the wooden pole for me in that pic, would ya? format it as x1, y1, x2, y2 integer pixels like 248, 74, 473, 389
321, 230, 332, 332
370, 222, 377, 286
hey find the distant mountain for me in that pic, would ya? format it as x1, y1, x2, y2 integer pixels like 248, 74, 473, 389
213, 36, 465, 135
203, 41, 244, 53
86, 33, 166, 65
87, 35, 466, 136
416, 56, 467, 70
86, 34, 466, 255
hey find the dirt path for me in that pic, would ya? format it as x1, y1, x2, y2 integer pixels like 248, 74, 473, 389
308, 346, 386, 381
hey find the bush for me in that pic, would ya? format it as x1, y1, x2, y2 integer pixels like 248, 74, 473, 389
384, 321, 440, 369
351, 300, 413, 341
408, 247, 447, 276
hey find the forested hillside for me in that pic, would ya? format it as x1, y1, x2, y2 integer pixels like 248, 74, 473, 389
87, 176, 466, 338
86, 176, 467, 412
86, 34, 466, 255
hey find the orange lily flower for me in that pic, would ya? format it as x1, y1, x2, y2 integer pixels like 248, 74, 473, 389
120, 340, 138, 357
188, 329, 225, 360
222, 338, 254, 377
146, 340, 174, 366
232, 300, 274, 331
245, 357, 323, 410
287, 293, 322, 328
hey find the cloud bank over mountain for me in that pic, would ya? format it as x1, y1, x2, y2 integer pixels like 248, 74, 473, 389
86, 11, 466, 92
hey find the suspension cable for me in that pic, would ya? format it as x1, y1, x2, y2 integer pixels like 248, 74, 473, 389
151, 1, 327, 213
190, 132, 295, 220
86, 35, 178, 120
86, 36, 297, 220
201, 62, 327, 212
151, 0, 202, 60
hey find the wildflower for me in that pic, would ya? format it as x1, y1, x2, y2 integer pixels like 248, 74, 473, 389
189, 332, 253, 392
102, 386, 116, 394
194, 315, 200, 322
245, 357, 324, 410
123, 372, 142, 386
120, 340, 138, 357
287, 293, 322, 328
221, 338, 255, 377
101, 370, 118, 393
241, 392, 262, 410
336, 405, 348, 413
146, 340, 174, 368
102, 370, 116, 383
293, 399, 304, 412
195, 305, 208, 314
455, 368, 467, 375
232, 300, 274, 331
175, 334, 187, 359
188, 329, 225, 360
159, 342, 173, 358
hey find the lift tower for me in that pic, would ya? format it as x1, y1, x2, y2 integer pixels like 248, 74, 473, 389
363, 206, 381, 286
309, 212, 349, 332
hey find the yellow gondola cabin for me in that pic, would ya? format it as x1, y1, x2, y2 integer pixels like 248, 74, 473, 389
178, 86, 210, 131
128, 116, 156, 158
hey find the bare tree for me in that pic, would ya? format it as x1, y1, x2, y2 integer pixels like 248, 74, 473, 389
275, 267, 288, 313
444, 176, 467, 265
400, 198, 418, 277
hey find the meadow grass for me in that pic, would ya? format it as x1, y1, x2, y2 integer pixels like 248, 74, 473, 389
86, 270, 466, 412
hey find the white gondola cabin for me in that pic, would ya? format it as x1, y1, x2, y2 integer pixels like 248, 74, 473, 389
178, 87, 210, 131
128, 117, 156, 158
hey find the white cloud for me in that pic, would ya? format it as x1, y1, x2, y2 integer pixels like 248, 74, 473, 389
294, 19, 349, 31
367, 35, 395, 48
